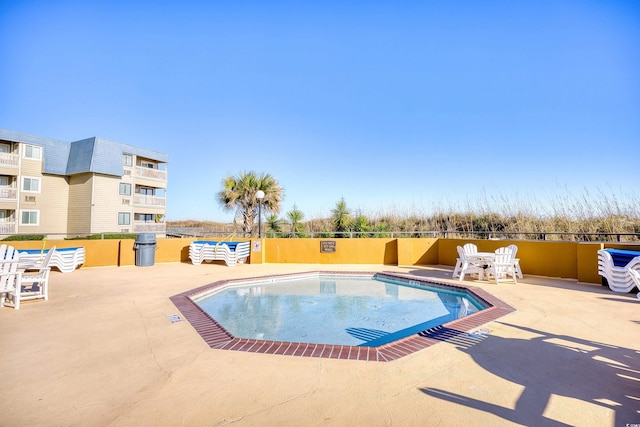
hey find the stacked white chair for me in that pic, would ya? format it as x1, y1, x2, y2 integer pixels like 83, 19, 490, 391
597, 250, 640, 293
17, 247, 85, 273
189, 241, 250, 267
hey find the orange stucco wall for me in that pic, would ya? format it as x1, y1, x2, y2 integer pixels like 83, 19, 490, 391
7, 237, 639, 285
265, 238, 398, 264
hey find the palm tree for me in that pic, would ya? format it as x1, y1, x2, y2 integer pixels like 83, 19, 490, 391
352, 214, 370, 238
266, 214, 283, 237
287, 204, 305, 237
217, 171, 284, 237
332, 197, 351, 238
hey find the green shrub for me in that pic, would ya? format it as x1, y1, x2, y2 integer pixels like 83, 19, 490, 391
66, 233, 137, 240
2, 234, 46, 241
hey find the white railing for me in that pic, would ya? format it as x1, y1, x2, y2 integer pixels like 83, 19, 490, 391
133, 222, 167, 233
134, 166, 167, 181
0, 222, 16, 234
0, 153, 19, 168
133, 194, 166, 207
0, 187, 17, 200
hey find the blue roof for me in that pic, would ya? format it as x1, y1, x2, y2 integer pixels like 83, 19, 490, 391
0, 129, 168, 177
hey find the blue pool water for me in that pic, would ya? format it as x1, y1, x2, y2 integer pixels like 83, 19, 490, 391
195, 273, 484, 347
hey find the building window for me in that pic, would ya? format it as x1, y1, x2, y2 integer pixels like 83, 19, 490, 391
119, 183, 132, 196
0, 143, 11, 153
20, 210, 39, 225
23, 145, 42, 160
22, 177, 41, 193
123, 154, 133, 167
0, 210, 12, 222
140, 161, 155, 169
137, 186, 154, 195
118, 212, 131, 225
136, 213, 153, 222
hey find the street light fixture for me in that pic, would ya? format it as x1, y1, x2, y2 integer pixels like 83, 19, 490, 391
256, 190, 265, 238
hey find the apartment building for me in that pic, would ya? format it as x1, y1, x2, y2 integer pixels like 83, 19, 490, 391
0, 129, 168, 239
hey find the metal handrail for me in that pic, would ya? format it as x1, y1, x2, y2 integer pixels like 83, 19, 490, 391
165, 228, 640, 242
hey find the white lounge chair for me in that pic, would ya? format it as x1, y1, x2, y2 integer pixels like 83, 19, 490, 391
486, 247, 518, 284
627, 268, 640, 299
189, 241, 250, 267
17, 246, 84, 273
597, 250, 640, 293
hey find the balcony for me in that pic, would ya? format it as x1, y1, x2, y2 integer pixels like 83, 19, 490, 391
0, 187, 17, 200
134, 166, 167, 182
0, 222, 16, 234
133, 194, 166, 207
133, 222, 166, 233
0, 153, 19, 168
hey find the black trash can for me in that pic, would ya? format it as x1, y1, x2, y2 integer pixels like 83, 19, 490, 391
134, 233, 157, 266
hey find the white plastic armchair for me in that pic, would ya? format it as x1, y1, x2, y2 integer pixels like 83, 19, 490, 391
486, 247, 518, 284
462, 243, 478, 256
19, 246, 56, 303
0, 246, 23, 310
457, 245, 483, 281
507, 244, 523, 279
452, 246, 464, 278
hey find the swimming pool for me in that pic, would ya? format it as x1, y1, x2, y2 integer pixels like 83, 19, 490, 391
195, 273, 483, 347
171, 271, 515, 361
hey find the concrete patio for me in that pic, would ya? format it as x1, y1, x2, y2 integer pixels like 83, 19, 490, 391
1, 262, 638, 426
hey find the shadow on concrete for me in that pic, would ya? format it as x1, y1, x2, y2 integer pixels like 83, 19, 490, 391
418, 322, 639, 426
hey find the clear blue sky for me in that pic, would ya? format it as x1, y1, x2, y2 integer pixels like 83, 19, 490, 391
2, 1, 639, 222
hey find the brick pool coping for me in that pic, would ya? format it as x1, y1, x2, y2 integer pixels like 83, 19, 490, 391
170, 271, 516, 362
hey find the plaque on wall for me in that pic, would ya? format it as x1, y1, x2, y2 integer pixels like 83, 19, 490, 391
320, 240, 336, 253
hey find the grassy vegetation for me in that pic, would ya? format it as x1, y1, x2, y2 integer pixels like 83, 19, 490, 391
169, 190, 640, 241
65, 233, 138, 240
2, 234, 46, 241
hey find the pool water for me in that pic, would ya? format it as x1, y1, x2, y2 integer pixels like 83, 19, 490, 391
195, 273, 483, 347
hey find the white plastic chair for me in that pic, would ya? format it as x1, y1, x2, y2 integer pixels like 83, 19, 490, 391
452, 246, 464, 278
457, 245, 483, 281
507, 244, 523, 279
0, 246, 23, 310
486, 247, 518, 284
462, 243, 478, 256
19, 246, 56, 303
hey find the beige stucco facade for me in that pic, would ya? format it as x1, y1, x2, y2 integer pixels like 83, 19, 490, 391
0, 129, 168, 238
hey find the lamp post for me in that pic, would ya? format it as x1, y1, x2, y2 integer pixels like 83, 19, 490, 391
256, 190, 265, 238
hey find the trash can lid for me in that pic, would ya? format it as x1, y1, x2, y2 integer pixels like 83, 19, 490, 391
136, 233, 157, 243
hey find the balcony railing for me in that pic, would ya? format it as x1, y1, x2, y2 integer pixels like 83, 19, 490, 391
133, 194, 166, 207
0, 187, 17, 200
0, 222, 17, 234
134, 166, 167, 182
133, 222, 167, 233
0, 153, 19, 168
